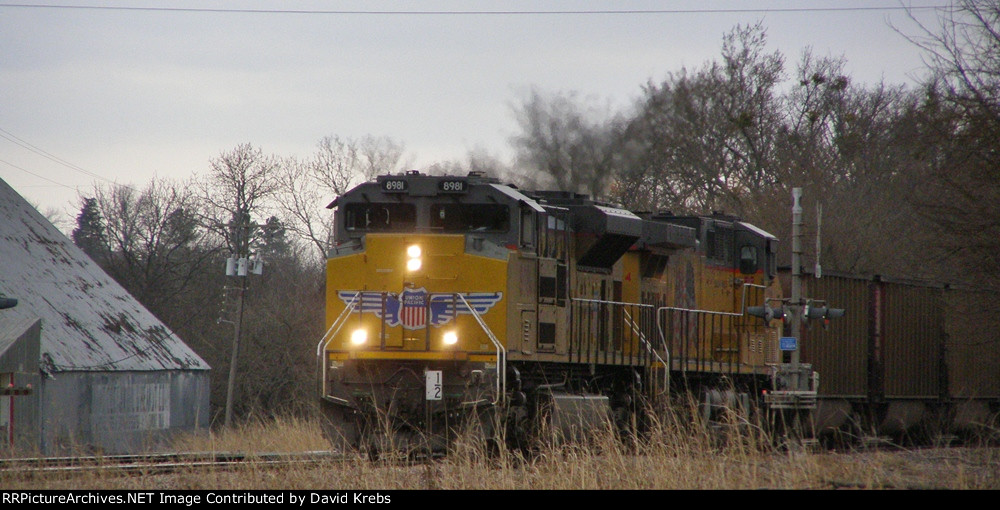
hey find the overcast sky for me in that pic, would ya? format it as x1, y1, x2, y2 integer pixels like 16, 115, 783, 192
1, 1, 945, 227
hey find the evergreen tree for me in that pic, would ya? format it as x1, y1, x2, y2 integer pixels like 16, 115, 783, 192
258, 215, 292, 262
71, 197, 108, 265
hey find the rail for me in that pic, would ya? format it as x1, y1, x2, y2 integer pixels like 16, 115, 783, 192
0, 451, 341, 478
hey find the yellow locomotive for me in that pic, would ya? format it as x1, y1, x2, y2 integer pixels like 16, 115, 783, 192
317, 171, 804, 453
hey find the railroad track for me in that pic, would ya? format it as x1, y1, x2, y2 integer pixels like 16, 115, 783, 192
0, 451, 343, 478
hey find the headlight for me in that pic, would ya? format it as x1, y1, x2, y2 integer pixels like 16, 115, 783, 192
443, 331, 458, 345
350, 329, 368, 346
406, 244, 422, 271
406, 258, 422, 271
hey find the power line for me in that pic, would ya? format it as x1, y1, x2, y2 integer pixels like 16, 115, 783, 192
0, 157, 78, 191
0, 127, 128, 188
0, 3, 951, 16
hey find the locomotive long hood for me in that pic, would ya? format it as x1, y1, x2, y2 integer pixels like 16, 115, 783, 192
640, 220, 697, 250
571, 204, 643, 270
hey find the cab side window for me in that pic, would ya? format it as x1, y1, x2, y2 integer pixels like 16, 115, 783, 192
739, 245, 759, 274
520, 207, 536, 249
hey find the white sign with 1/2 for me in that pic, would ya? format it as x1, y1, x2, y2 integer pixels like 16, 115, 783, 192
426, 370, 442, 401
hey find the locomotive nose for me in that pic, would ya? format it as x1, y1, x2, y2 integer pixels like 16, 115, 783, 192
326, 233, 505, 353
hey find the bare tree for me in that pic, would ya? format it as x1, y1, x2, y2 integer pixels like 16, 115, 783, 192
276, 136, 404, 261
898, 1, 1000, 286
311, 136, 362, 195
87, 179, 212, 314
603, 23, 937, 278
357, 135, 405, 182
614, 23, 785, 215
199, 143, 280, 256
275, 156, 335, 261
30, 200, 70, 233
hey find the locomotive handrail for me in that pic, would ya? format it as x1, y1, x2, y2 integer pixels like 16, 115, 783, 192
740, 283, 768, 315
316, 292, 360, 398
654, 282, 769, 318
314, 290, 506, 404
572, 297, 655, 308
570, 298, 670, 395
654, 283, 769, 377
456, 293, 506, 405
316, 291, 360, 357
621, 308, 671, 397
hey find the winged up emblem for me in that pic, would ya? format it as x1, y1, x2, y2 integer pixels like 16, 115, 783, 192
337, 288, 503, 330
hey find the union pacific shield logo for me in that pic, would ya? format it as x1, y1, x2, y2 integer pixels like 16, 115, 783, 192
338, 288, 503, 330
399, 288, 428, 329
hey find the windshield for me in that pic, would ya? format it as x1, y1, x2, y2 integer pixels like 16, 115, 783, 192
344, 203, 417, 231
430, 203, 509, 232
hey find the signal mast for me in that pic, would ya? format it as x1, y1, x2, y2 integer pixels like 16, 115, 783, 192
749, 188, 844, 419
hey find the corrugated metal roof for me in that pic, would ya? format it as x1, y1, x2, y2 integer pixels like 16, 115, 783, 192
0, 315, 40, 374
0, 314, 39, 357
0, 178, 209, 372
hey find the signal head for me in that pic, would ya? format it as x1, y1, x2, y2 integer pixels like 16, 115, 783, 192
747, 305, 784, 326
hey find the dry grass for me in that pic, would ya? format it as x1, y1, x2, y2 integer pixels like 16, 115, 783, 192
170, 414, 331, 453
4, 407, 999, 490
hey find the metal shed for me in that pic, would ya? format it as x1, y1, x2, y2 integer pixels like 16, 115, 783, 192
0, 178, 210, 455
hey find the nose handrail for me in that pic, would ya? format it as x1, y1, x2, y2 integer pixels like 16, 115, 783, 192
456, 293, 506, 405
316, 292, 359, 397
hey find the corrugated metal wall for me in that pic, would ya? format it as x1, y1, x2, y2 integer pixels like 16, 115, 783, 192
945, 288, 1000, 398
1, 373, 41, 455
789, 270, 1000, 401
0, 317, 41, 454
882, 280, 943, 398
40, 370, 210, 455
799, 274, 870, 397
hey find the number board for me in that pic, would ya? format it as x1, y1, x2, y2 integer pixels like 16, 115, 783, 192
437, 179, 468, 193
380, 178, 408, 193
779, 337, 798, 351
425, 370, 442, 401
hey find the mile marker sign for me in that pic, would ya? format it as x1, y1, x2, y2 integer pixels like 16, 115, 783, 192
426, 370, 442, 401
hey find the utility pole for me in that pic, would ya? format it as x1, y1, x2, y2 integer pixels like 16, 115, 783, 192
224, 265, 247, 429
223, 217, 263, 428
